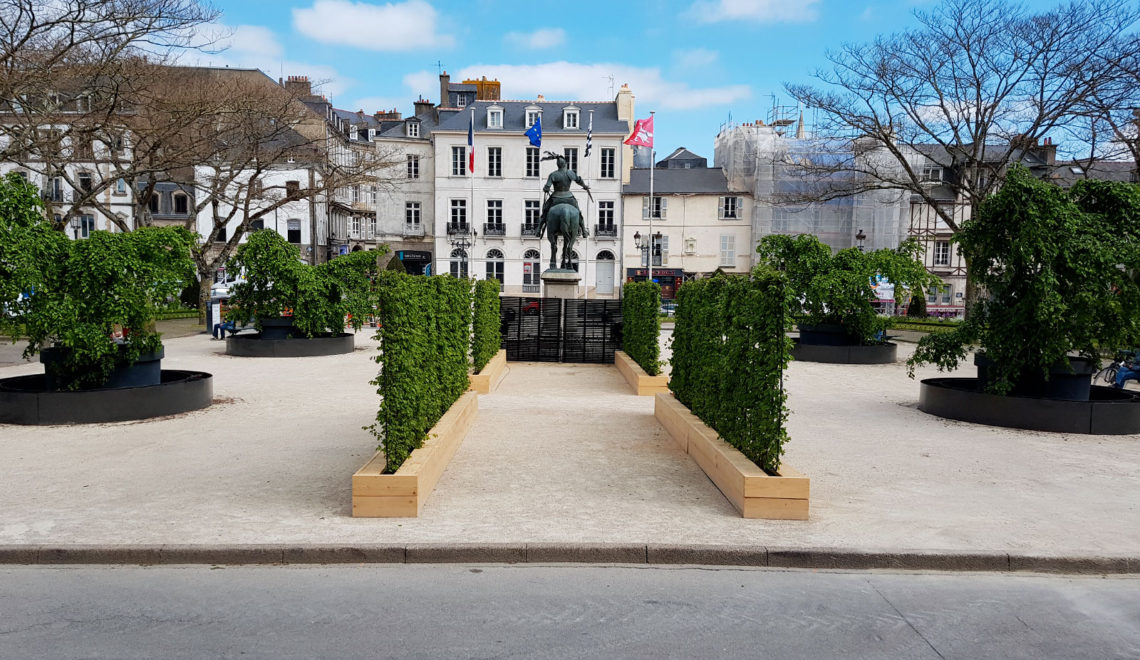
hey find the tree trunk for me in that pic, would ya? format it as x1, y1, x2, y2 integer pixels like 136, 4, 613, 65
962, 253, 978, 320
197, 272, 212, 325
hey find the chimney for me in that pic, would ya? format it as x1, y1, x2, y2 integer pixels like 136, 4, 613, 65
1041, 136, 1057, 166
284, 75, 311, 98
413, 96, 433, 117
374, 108, 402, 121
439, 71, 450, 108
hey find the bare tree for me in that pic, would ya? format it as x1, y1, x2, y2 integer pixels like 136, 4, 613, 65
784, 0, 1140, 309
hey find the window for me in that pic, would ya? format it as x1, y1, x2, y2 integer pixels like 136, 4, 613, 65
526, 108, 541, 128
525, 147, 540, 178
216, 225, 227, 242
250, 219, 264, 231
523, 248, 541, 291
368, 128, 375, 141
563, 108, 579, 129
524, 200, 541, 231
369, 215, 377, 236
285, 180, 300, 200
684, 237, 697, 254
921, 165, 943, 182
369, 185, 377, 204
78, 214, 94, 238
934, 240, 951, 266
173, 193, 188, 215
450, 248, 468, 278
451, 146, 466, 176
487, 147, 502, 177
456, 95, 466, 109
147, 194, 159, 213
351, 215, 361, 236
349, 125, 358, 141
407, 154, 420, 179
720, 235, 736, 267
486, 199, 503, 226
450, 199, 467, 228
598, 201, 614, 229
114, 178, 126, 195
485, 249, 504, 285
47, 176, 63, 202
77, 172, 93, 194
406, 202, 421, 227
406, 121, 420, 138
287, 219, 302, 244
642, 235, 668, 267
642, 196, 667, 219
351, 185, 359, 203
719, 196, 740, 219
600, 148, 615, 179
564, 147, 578, 173
487, 108, 503, 129
927, 285, 952, 304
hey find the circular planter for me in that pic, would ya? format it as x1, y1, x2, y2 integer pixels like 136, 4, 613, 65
798, 323, 857, 346
792, 339, 898, 364
0, 370, 213, 425
40, 346, 164, 390
918, 377, 1140, 434
225, 332, 354, 358
974, 353, 1096, 401
258, 317, 297, 340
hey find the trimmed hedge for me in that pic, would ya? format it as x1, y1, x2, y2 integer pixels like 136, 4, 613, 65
669, 272, 793, 474
369, 273, 472, 473
622, 280, 662, 375
471, 278, 501, 373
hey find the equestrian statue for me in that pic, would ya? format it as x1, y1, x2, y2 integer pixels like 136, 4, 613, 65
536, 151, 591, 271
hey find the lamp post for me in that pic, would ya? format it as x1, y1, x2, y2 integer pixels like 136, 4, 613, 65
633, 230, 662, 279
69, 216, 80, 240
447, 225, 477, 278
855, 228, 867, 252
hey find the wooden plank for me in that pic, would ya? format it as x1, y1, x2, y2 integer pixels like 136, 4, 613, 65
653, 394, 690, 452
741, 497, 810, 520
469, 350, 507, 394
352, 473, 419, 498
744, 471, 810, 500
352, 495, 419, 518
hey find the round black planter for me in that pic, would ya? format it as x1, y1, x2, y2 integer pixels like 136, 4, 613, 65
974, 353, 1096, 401
258, 318, 297, 340
918, 378, 1140, 434
792, 338, 898, 364
39, 346, 164, 390
798, 323, 858, 346
225, 332, 354, 358
0, 370, 213, 425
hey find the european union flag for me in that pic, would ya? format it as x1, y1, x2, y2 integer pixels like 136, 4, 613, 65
525, 115, 542, 148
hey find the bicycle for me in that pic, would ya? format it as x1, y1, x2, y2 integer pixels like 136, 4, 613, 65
1094, 351, 1134, 386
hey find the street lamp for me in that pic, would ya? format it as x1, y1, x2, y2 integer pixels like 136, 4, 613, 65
633, 230, 662, 275
447, 226, 477, 278
855, 228, 867, 252
69, 216, 80, 240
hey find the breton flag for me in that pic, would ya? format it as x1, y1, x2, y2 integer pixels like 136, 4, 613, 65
624, 115, 654, 148
467, 109, 475, 174
585, 112, 593, 158
525, 115, 542, 148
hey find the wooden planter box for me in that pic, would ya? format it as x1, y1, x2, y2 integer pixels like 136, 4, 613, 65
615, 350, 669, 396
352, 391, 479, 517
654, 392, 810, 520
469, 349, 507, 394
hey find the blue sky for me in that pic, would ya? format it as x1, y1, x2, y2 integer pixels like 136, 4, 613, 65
197, 0, 1058, 159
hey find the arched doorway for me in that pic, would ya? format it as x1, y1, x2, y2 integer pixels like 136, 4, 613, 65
485, 249, 504, 288
595, 250, 615, 295
450, 248, 468, 279
522, 248, 541, 293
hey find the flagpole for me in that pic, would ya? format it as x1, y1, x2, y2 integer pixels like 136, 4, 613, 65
469, 107, 475, 279
584, 109, 593, 300
648, 111, 655, 285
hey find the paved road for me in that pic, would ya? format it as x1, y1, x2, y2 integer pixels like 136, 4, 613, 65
1, 565, 1137, 658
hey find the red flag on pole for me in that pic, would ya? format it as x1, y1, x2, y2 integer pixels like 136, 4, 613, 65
624, 115, 654, 148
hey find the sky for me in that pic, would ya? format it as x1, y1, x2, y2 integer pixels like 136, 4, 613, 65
194, 0, 1061, 160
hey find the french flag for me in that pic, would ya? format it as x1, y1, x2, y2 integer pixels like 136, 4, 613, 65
468, 109, 475, 175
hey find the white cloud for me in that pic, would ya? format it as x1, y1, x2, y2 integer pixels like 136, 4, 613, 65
403, 70, 438, 101
859, 6, 874, 20
673, 48, 719, 71
504, 28, 566, 50
292, 0, 454, 51
444, 61, 750, 111
686, 0, 820, 23
348, 96, 406, 113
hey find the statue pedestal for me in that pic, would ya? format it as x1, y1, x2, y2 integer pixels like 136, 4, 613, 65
541, 270, 581, 299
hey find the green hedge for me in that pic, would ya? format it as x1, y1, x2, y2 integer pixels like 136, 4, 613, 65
669, 272, 793, 474
471, 279, 501, 373
622, 280, 661, 375
369, 273, 472, 473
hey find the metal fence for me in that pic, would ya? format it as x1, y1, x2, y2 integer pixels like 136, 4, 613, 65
500, 296, 622, 364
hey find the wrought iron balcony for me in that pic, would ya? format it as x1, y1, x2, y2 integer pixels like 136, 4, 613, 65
594, 224, 617, 239
446, 222, 471, 236
522, 284, 540, 293
403, 223, 424, 237
483, 222, 506, 237
521, 223, 541, 238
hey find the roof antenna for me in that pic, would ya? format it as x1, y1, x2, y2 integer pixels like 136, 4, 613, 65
436, 60, 444, 76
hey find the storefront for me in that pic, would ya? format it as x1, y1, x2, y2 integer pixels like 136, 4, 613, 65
626, 268, 685, 300
397, 250, 433, 276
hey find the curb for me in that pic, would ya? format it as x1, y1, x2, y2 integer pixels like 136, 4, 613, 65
0, 544, 1134, 574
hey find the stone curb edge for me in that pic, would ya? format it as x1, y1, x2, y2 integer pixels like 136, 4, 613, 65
0, 544, 1134, 574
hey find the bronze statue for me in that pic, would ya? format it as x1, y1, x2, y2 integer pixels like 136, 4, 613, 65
537, 152, 590, 271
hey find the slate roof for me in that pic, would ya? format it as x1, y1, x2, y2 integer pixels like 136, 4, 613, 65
1049, 160, 1135, 187
431, 100, 629, 135
659, 147, 704, 162
623, 167, 745, 195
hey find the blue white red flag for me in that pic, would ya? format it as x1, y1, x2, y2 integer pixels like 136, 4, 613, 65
468, 109, 475, 174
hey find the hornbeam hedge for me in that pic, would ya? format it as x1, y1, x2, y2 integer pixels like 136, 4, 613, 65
669, 271, 793, 474
622, 280, 662, 375
369, 273, 472, 473
471, 279, 501, 373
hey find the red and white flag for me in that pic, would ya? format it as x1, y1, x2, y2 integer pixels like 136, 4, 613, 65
624, 115, 654, 148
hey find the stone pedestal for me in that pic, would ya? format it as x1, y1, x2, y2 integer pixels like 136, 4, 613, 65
541, 269, 582, 299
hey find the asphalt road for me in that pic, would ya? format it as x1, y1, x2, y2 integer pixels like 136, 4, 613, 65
1, 565, 1137, 659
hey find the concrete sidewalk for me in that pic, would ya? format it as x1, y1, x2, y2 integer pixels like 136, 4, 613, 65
0, 331, 1137, 572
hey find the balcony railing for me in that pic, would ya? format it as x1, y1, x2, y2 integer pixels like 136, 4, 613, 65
446, 222, 471, 235
595, 224, 617, 239
521, 223, 541, 238
522, 284, 540, 293
403, 223, 424, 237
483, 222, 506, 237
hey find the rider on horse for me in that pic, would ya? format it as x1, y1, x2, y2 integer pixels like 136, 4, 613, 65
538, 152, 590, 239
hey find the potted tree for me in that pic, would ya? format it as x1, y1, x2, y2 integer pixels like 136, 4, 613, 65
223, 230, 383, 356
0, 173, 212, 423
909, 166, 1140, 432
756, 233, 940, 363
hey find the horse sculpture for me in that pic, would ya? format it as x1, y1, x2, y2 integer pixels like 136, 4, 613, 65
539, 203, 585, 270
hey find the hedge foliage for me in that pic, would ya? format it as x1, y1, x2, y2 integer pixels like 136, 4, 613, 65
471, 278, 501, 373
669, 272, 793, 474
622, 280, 662, 375
370, 273, 472, 473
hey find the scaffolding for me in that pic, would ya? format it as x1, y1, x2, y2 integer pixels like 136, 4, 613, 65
714, 121, 908, 254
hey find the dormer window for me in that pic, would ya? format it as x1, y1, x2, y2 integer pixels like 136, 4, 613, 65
407, 121, 420, 138
457, 95, 466, 108
563, 106, 579, 129
525, 106, 541, 129
367, 128, 375, 140
349, 125, 358, 140
487, 106, 503, 129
